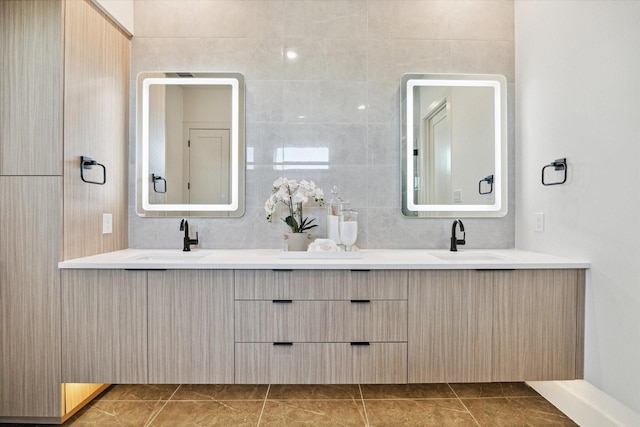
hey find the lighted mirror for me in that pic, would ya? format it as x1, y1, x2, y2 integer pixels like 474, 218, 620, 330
401, 73, 507, 217
136, 72, 245, 217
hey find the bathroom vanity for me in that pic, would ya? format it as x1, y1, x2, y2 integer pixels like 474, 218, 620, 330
59, 249, 588, 385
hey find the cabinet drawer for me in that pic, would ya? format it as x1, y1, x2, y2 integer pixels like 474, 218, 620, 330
235, 300, 407, 342
235, 270, 407, 300
235, 343, 407, 384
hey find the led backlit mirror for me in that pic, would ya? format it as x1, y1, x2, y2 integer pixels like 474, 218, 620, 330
136, 72, 245, 217
401, 73, 507, 217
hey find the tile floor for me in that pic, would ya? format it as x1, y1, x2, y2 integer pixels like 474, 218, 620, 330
62, 383, 578, 426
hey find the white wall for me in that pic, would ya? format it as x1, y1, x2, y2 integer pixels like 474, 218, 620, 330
515, 1, 640, 415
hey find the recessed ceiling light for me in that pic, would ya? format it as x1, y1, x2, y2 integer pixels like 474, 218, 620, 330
286, 50, 298, 60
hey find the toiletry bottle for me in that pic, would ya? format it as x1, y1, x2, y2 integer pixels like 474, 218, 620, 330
327, 186, 343, 244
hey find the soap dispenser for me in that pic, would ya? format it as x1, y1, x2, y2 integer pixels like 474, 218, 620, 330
327, 186, 344, 244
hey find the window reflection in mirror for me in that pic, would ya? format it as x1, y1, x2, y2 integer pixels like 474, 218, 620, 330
401, 73, 507, 218
136, 72, 245, 217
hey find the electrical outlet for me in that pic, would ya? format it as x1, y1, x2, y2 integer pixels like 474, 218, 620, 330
534, 212, 544, 232
102, 213, 113, 234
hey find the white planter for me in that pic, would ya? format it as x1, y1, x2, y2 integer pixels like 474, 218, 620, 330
286, 232, 310, 251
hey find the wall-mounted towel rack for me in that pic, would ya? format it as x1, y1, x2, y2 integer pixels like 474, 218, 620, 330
542, 158, 567, 186
80, 156, 106, 185
479, 174, 494, 195
152, 173, 167, 193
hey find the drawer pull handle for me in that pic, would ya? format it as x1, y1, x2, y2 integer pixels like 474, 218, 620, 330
350, 341, 370, 346
350, 299, 370, 303
273, 342, 293, 346
272, 299, 293, 304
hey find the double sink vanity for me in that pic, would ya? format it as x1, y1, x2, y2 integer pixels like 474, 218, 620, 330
58, 70, 588, 391
59, 249, 588, 386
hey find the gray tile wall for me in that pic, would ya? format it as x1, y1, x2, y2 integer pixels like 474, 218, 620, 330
129, 0, 515, 250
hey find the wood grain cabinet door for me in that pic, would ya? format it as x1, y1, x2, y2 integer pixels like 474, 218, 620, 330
0, 177, 62, 417
408, 270, 494, 383
61, 270, 147, 384
492, 269, 584, 381
148, 270, 234, 384
0, 0, 63, 176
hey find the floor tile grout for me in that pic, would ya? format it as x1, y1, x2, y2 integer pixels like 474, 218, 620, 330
256, 384, 270, 427
447, 384, 483, 427
144, 384, 182, 427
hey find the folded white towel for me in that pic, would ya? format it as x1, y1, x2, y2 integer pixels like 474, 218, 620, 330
308, 239, 339, 252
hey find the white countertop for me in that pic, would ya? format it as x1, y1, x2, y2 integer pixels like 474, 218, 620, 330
58, 248, 590, 270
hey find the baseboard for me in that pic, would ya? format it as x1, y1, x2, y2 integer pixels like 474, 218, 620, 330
527, 380, 640, 427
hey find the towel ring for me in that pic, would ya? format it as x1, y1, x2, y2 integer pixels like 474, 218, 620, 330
479, 174, 494, 195
542, 158, 567, 186
152, 173, 167, 193
80, 156, 106, 185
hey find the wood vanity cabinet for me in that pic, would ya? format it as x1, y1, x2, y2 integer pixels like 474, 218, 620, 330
234, 270, 408, 384
61, 270, 147, 384
57, 266, 584, 390
408, 269, 585, 383
147, 270, 234, 383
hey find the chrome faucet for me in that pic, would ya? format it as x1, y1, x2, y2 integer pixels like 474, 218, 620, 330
179, 219, 199, 251
450, 219, 465, 252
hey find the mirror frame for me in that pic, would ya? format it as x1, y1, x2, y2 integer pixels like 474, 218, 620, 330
401, 73, 507, 217
136, 72, 245, 217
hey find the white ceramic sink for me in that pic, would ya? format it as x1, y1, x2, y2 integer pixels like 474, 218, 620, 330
430, 252, 510, 262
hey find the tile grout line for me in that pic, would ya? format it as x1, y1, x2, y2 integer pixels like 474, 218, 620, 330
256, 384, 271, 426
447, 384, 482, 427
144, 384, 182, 427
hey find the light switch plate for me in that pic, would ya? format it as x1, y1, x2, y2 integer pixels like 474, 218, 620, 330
534, 212, 544, 232
453, 189, 462, 204
102, 213, 113, 234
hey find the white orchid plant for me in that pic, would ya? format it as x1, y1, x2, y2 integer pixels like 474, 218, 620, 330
265, 177, 324, 233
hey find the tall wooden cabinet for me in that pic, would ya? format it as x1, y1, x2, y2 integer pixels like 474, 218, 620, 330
0, 0, 63, 176
0, 0, 129, 422
0, 177, 62, 418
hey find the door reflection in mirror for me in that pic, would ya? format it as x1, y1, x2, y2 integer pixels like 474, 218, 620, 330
148, 84, 231, 206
